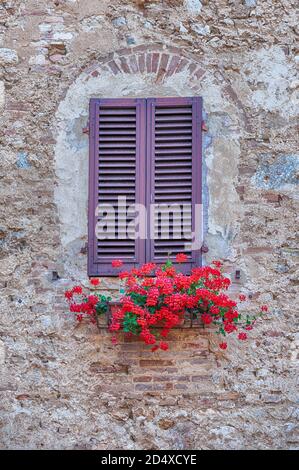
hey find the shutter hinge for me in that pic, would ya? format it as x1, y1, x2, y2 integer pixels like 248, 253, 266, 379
201, 121, 208, 132
201, 242, 209, 253
80, 242, 88, 254
82, 122, 89, 135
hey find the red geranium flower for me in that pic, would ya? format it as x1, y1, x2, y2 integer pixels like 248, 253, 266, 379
224, 322, 237, 334
202, 313, 213, 325
90, 278, 100, 286
219, 342, 227, 350
159, 341, 169, 351
212, 260, 222, 268
72, 285, 82, 295
238, 332, 247, 341
261, 305, 268, 312
176, 253, 188, 263
87, 295, 98, 306
239, 294, 246, 301
64, 290, 73, 300
112, 259, 123, 268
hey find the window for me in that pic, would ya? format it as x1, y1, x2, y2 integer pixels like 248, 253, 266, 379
88, 97, 203, 276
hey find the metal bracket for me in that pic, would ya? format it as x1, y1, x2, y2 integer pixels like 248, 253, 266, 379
201, 242, 209, 253
201, 121, 208, 132
82, 123, 89, 134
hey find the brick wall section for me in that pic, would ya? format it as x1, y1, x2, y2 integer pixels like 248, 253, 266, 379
91, 328, 215, 395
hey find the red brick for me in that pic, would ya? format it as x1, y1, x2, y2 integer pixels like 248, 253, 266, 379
120, 343, 143, 351
89, 363, 128, 374
181, 342, 207, 349
188, 63, 197, 74
6, 101, 29, 112
135, 383, 173, 392
139, 367, 178, 373
118, 57, 130, 74
16, 394, 31, 400
146, 53, 152, 73
138, 54, 145, 73
193, 68, 206, 80
139, 359, 174, 367
107, 60, 121, 75
129, 55, 139, 74
262, 192, 282, 203
135, 384, 153, 391
131, 45, 149, 53
267, 330, 283, 337
117, 47, 132, 56
236, 185, 245, 194
153, 375, 190, 382
238, 165, 256, 176
151, 52, 160, 73
132, 376, 152, 383
174, 384, 188, 390
166, 55, 180, 77
244, 247, 273, 255
155, 53, 169, 83
191, 375, 211, 382
22, 10, 47, 16
176, 58, 189, 73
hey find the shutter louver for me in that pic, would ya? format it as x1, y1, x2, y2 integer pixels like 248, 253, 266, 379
147, 97, 202, 273
88, 98, 146, 276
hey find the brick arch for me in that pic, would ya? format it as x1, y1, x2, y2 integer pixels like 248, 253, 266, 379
80, 42, 249, 130
83, 43, 206, 84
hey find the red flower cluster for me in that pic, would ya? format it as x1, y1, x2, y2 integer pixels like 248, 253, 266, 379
112, 259, 123, 268
65, 257, 269, 352
65, 279, 111, 325
176, 253, 188, 263
107, 257, 269, 351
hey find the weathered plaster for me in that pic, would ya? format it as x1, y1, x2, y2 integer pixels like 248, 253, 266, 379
253, 154, 299, 197
242, 46, 298, 118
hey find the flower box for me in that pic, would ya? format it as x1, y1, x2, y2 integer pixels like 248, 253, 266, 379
65, 257, 269, 352
107, 301, 204, 329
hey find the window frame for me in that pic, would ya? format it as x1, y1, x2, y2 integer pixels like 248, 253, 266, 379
88, 96, 203, 276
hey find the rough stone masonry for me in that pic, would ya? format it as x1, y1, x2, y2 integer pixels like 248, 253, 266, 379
0, 0, 298, 450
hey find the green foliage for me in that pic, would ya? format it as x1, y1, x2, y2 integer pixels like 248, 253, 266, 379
162, 259, 173, 271
123, 312, 141, 335
95, 294, 111, 316
129, 291, 147, 306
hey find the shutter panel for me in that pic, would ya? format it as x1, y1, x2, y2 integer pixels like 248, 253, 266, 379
88, 98, 146, 276
146, 97, 202, 273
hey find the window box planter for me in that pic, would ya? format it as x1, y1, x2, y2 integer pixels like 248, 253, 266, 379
65, 258, 269, 352
106, 301, 204, 330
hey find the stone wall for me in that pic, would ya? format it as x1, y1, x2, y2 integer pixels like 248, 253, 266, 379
0, 0, 298, 450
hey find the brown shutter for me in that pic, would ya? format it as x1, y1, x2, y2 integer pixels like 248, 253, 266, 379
146, 97, 202, 273
88, 98, 146, 276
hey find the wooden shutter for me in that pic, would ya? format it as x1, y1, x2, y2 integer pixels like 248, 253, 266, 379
88, 98, 146, 276
88, 97, 202, 276
146, 97, 202, 273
